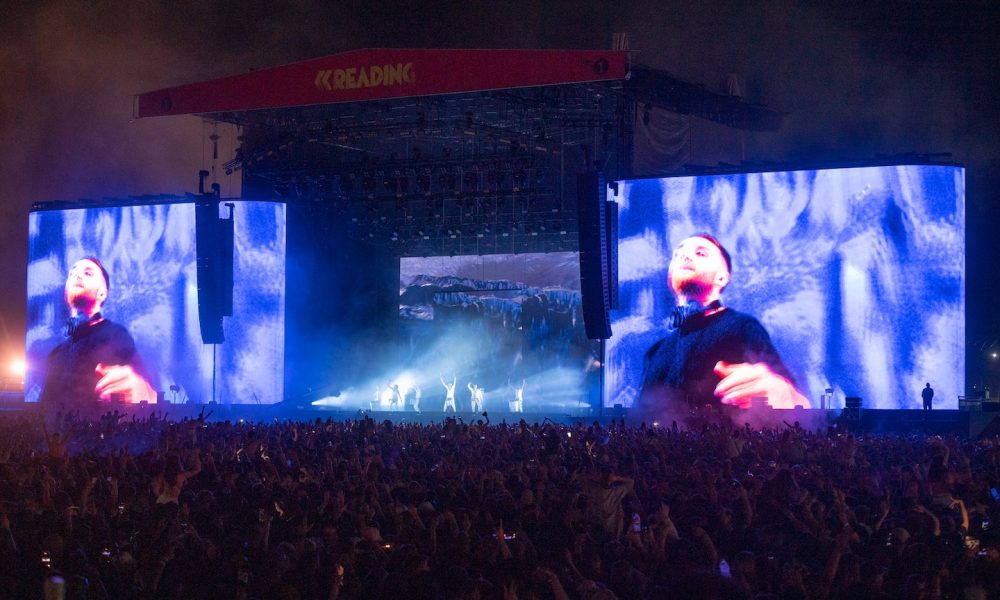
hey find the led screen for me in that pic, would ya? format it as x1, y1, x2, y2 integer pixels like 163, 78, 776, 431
26, 201, 286, 405
393, 252, 600, 413
607, 164, 964, 410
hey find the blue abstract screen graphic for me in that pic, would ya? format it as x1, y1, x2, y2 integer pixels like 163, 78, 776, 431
26, 201, 286, 404
606, 165, 965, 410
399, 252, 600, 413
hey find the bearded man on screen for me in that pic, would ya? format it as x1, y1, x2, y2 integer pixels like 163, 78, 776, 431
639, 234, 810, 410
40, 258, 155, 408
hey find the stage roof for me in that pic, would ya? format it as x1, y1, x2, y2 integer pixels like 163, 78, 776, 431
130, 48, 787, 257
134, 48, 629, 119
133, 48, 784, 131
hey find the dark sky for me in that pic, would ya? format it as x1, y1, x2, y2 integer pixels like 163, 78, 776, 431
2, 0, 998, 373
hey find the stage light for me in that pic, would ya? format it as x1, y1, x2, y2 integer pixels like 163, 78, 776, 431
463, 169, 478, 190
394, 171, 408, 198
8, 358, 25, 377
363, 173, 377, 198
417, 171, 432, 196
339, 174, 355, 194
512, 170, 526, 191
992, 353, 998, 359
393, 373, 414, 393
485, 170, 501, 193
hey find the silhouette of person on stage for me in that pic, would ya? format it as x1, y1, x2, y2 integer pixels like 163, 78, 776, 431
922, 382, 934, 410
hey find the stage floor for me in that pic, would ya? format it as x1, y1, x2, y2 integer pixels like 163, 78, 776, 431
2, 397, 998, 437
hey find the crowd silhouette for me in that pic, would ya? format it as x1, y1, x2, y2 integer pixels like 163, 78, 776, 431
1, 409, 999, 599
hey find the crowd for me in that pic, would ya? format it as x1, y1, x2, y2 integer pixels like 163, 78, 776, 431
2, 409, 1000, 599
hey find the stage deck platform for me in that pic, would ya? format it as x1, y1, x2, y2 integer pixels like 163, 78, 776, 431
2, 394, 1000, 437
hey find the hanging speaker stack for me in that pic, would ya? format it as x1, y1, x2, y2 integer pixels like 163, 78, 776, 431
576, 171, 616, 339
195, 194, 234, 344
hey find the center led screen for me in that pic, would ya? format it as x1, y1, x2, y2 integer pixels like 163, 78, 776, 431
398, 252, 600, 413
606, 164, 965, 410
26, 201, 286, 405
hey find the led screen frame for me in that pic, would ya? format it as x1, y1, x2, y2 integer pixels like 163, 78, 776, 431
389, 252, 601, 414
26, 200, 286, 405
606, 164, 965, 410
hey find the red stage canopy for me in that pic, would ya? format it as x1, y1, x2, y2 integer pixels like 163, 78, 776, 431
134, 48, 629, 119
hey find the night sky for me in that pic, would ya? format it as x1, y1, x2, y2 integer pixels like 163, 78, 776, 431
2, 1, 998, 387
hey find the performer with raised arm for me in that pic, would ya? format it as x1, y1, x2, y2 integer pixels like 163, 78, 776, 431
390, 383, 403, 410
440, 374, 457, 412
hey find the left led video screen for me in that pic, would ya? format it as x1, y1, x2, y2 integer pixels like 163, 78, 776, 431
25, 201, 286, 405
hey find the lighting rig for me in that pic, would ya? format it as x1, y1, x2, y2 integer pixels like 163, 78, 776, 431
212, 82, 629, 255
201, 63, 784, 256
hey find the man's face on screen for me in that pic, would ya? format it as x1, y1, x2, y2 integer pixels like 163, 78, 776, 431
65, 259, 108, 312
668, 236, 730, 298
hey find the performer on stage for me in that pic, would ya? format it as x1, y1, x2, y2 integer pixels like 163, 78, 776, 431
640, 234, 809, 411
390, 383, 403, 410
440, 374, 457, 412
40, 258, 155, 409
922, 382, 934, 410
412, 383, 422, 413
508, 378, 525, 413
467, 382, 484, 412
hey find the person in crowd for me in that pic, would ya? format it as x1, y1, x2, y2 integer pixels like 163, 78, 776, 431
3, 408, 1000, 599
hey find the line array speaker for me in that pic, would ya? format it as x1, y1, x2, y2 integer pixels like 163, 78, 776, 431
195, 197, 234, 344
577, 171, 611, 339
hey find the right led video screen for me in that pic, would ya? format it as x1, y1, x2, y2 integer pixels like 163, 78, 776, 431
606, 164, 965, 410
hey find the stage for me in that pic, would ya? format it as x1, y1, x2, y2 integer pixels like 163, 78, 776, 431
2, 393, 999, 437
